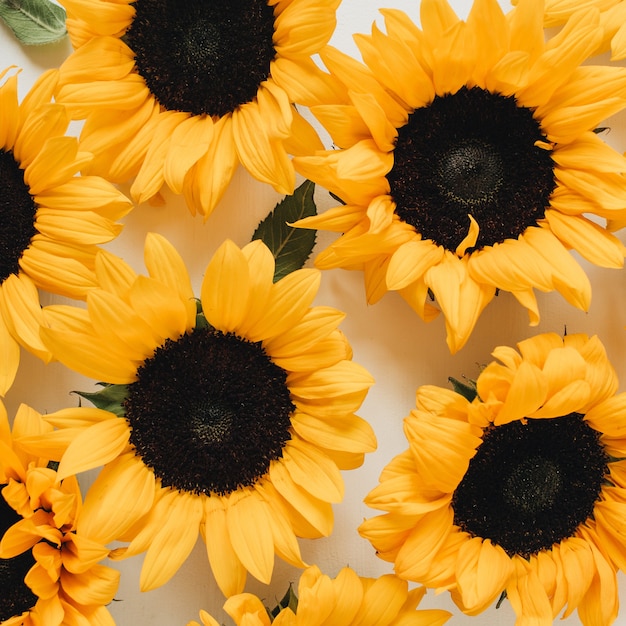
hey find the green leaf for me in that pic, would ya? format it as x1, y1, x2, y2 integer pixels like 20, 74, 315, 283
73, 382, 129, 417
252, 179, 317, 282
269, 583, 298, 619
448, 376, 478, 402
0, 0, 67, 46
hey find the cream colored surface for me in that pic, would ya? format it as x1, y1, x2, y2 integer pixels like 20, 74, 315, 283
3, 0, 626, 624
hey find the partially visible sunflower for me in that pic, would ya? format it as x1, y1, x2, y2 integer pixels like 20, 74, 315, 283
0, 67, 131, 395
293, 0, 626, 353
360, 332, 626, 625
541, 0, 626, 60
0, 401, 120, 626
188, 564, 451, 626
38, 234, 376, 597
55, 0, 344, 218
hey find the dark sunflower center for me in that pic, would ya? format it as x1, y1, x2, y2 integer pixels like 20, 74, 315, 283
0, 488, 37, 621
452, 414, 609, 558
0, 150, 37, 283
125, 0, 277, 117
124, 326, 294, 496
387, 86, 556, 253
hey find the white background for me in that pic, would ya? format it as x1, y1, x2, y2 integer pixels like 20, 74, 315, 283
3, 0, 626, 624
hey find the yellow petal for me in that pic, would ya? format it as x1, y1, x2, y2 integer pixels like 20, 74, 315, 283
60, 563, 120, 606
232, 103, 295, 194
56, 417, 130, 480
426, 253, 495, 353
0, 312, 19, 396
163, 114, 214, 194
263, 306, 345, 357
544, 210, 625, 269
128, 275, 189, 342
202, 496, 247, 596
352, 574, 408, 626
394, 507, 454, 581
495, 361, 548, 425
254, 482, 305, 570
78, 453, 155, 545
186, 114, 239, 219
0, 273, 50, 359
94, 247, 137, 297
144, 232, 196, 326
131, 111, 187, 204
139, 491, 203, 591
291, 411, 377, 454
223, 594, 272, 626
328, 567, 363, 624
0, 71, 19, 150
455, 537, 514, 615
386, 239, 445, 291
201, 240, 250, 332
245, 268, 321, 343
269, 460, 333, 536
577, 529, 619, 626
226, 490, 275, 584
25, 137, 91, 195
283, 438, 344, 502
505, 556, 553, 624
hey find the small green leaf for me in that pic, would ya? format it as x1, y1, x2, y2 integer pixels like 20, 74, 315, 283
0, 0, 67, 46
448, 376, 478, 402
329, 190, 346, 205
73, 382, 129, 417
252, 179, 317, 282
495, 590, 507, 609
194, 298, 211, 330
269, 583, 298, 619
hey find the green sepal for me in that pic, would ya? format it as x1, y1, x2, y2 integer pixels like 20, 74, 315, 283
195, 298, 212, 330
329, 190, 346, 205
495, 590, 507, 609
0, 0, 67, 45
448, 376, 478, 402
74, 382, 129, 417
269, 583, 298, 620
252, 179, 317, 282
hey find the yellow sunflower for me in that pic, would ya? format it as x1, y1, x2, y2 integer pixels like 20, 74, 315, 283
293, 0, 626, 353
541, 0, 626, 60
0, 67, 131, 396
189, 565, 451, 626
39, 234, 376, 597
55, 0, 343, 218
0, 401, 120, 626
359, 332, 626, 625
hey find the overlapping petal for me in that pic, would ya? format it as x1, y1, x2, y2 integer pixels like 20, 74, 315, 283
360, 332, 626, 625
189, 565, 450, 626
55, 0, 339, 218
0, 68, 131, 395
0, 400, 119, 626
41, 235, 375, 598
293, 0, 626, 353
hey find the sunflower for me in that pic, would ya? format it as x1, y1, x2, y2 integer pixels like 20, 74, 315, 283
189, 565, 451, 626
39, 234, 376, 597
293, 0, 626, 353
541, 0, 626, 60
0, 67, 131, 396
54, 0, 343, 218
0, 401, 120, 626
359, 332, 626, 624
